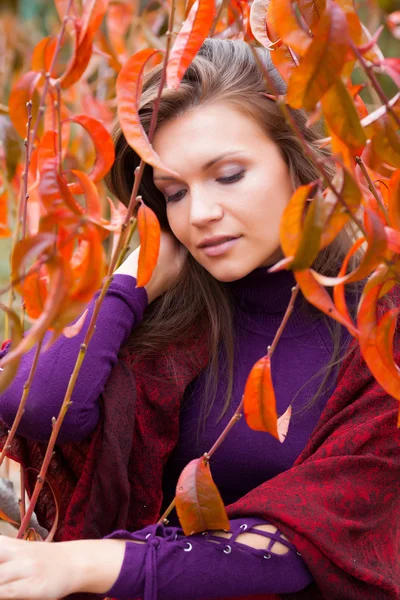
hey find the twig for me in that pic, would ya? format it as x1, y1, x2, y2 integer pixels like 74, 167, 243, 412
20, 101, 32, 239
19, 464, 26, 522
157, 396, 245, 525
349, 41, 400, 130
355, 155, 389, 225
268, 285, 299, 357
0, 337, 44, 468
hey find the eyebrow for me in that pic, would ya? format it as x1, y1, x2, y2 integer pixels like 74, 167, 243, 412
153, 151, 244, 181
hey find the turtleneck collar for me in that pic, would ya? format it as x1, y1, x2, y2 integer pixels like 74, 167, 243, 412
225, 267, 321, 336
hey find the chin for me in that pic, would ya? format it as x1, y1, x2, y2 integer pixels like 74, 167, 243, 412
203, 261, 258, 283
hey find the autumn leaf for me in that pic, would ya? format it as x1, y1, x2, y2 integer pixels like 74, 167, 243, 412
176, 457, 230, 535
243, 355, 279, 439
60, 22, 94, 90
279, 182, 316, 259
117, 49, 176, 173
0, 304, 23, 394
290, 190, 325, 270
22, 267, 49, 320
136, 201, 161, 287
388, 169, 400, 230
267, 0, 312, 56
321, 80, 366, 154
277, 404, 292, 443
0, 508, 19, 526
31, 36, 57, 75
65, 115, 115, 190
286, 2, 349, 110
167, 0, 216, 89
8, 71, 43, 139
0, 189, 11, 238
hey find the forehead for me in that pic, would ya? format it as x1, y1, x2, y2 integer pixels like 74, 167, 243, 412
152, 102, 270, 176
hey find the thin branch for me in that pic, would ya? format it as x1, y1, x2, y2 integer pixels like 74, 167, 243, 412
268, 285, 299, 357
355, 155, 389, 225
157, 396, 245, 525
0, 337, 44, 467
350, 41, 400, 130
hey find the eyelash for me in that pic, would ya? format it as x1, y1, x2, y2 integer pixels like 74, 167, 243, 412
165, 170, 246, 204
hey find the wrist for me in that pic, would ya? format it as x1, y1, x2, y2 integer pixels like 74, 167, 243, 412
61, 539, 126, 595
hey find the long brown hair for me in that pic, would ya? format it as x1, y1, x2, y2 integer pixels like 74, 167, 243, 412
106, 38, 361, 424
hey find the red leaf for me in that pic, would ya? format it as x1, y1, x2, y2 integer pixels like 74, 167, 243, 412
65, 115, 115, 190
80, 0, 110, 42
388, 169, 400, 231
243, 355, 279, 439
116, 49, 176, 173
357, 267, 400, 401
294, 269, 359, 336
0, 189, 11, 238
31, 36, 57, 75
176, 458, 230, 535
167, 0, 216, 89
60, 22, 94, 89
0, 304, 23, 394
136, 202, 161, 287
267, 0, 312, 56
8, 71, 43, 139
333, 237, 364, 328
286, 2, 349, 110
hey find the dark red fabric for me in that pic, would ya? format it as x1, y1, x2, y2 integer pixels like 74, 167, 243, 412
1, 317, 399, 599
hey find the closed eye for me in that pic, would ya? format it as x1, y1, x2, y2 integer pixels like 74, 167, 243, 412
166, 189, 187, 204
217, 170, 246, 184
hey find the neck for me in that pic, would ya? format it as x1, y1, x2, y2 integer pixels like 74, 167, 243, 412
225, 267, 320, 335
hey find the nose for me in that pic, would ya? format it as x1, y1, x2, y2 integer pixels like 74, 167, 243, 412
189, 187, 224, 227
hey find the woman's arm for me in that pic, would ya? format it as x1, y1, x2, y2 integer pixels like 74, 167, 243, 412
0, 275, 148, 444
0, 518, 312, 600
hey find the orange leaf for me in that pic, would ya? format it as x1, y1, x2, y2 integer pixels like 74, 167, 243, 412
388, 169, 400, 231
290, 190, 325, 270
321, 80, 366, 155
175, 457, 230, 535
0, 189, 11, 238
66, 115, 115, 190
8, 71, 43, 139
333, 236, 364, 327
80, 0, 110, 42
167, 0, 216, 89
286, 2, 349, 111
116, 49, 176, 173
31, 36, 57, 75
320, 167, 362, 249
22, 267, 49, 320
267, 0, 312, 56
60, 22, 94, 90
385, 226, 400, 254
357, 266, 400, 400
0, 508, 19, 526
249, 0, 273, 48
38, 158, 84, 216
297, 0, 326, 30
136, 202, 161, 287
294, 269, 359, 335
280, 182, 316, 257
63, 309, 88, 338
243, 355, 279, 438
0, 304, 23, 394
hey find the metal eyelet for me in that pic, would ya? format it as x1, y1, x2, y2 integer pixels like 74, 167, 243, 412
184, 542, 193, 552
297, 551, 302, 556
145, 533, 151, 539
174, 533, 178, 541
202, 531, 208, 536
263, 553, 271, 559
223, 545, 232, 554
239, 524, 248, 531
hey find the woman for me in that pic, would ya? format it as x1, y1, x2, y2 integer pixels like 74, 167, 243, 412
0, 39, 398, 600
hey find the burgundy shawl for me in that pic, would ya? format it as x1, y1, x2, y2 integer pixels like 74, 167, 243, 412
0, 322, 399, 600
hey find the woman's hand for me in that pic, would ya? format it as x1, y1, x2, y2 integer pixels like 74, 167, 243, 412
0, 535, 126, 599
115, 230, 187, 303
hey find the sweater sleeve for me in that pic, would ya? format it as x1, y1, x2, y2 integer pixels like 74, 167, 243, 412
104, 518, 312, 600
0, 274, 148, 444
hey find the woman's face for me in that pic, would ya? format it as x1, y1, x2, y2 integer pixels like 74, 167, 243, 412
152, 102, 293, 282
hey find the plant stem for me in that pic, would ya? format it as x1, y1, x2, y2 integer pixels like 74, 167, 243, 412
0, 337, 44, 468
16, 339, 87, 538
157, 397, 245, 525
355, 155, 389, 225
19, 465, 26, 522
20, 101, 32, 240
350, 41, 400, 130
268, 285, 299, 357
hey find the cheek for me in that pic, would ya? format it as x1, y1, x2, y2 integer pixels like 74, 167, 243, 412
166, 207, 187, 245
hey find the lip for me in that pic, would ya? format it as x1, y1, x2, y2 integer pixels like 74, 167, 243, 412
198, 235, 241, 257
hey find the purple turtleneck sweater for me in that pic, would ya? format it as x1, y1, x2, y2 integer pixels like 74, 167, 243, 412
0, 269, 350, 599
